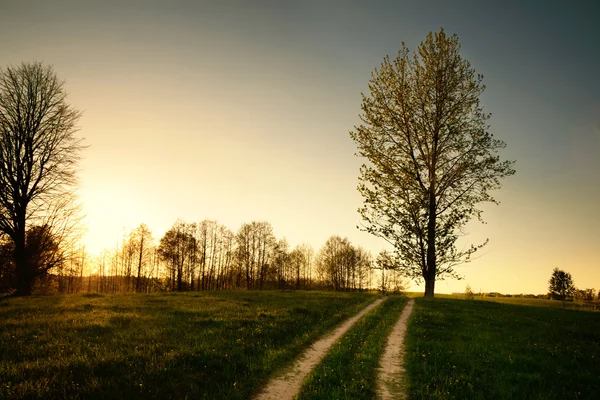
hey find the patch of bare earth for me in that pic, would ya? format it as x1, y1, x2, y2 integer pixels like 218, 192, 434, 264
377, 298, 415, 400
254, 297, 387, 400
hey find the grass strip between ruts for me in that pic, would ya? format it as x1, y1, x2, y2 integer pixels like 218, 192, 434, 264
296, 295, 407, 400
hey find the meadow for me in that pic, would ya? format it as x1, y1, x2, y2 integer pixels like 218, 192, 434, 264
404, 297, 600, 399
0, 291, 377, 399
4, 291, 599, 400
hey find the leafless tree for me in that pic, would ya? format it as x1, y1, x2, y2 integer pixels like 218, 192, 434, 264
158, 220, 198, 291
273, 238, 290, 289
316, 236, 357, 291
129, 223, 154, 292
0, 62, 84, 295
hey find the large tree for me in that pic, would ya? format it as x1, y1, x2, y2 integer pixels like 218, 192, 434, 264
0, 62, 84, 296
350, 29, 515, 297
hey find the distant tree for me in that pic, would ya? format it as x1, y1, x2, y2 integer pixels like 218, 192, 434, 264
293, 243, 314, 289
316, 236, 360, 291
273, 238, 290, 289
353, 246, 372, 291
288, 246, 301, 289
235, 221, 274, 290
573, 288, 596, 302
350, 29, 515, 297
548, 267, 576, 307
0, 62, 84, 295
195, 220, 211, 290
255, 222, 275, 289
373, 250, 406, 293
374, 250, 393, 293
465, 284, 475, 300
195, 220, 233, 291
583, 288, 596, 301
158, 221, 195, 291
216, 225, 235, 290
129, 224, 154, 292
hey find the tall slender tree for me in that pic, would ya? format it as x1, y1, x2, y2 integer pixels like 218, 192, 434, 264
350, 29, 515, 297
130, 223, 154, 292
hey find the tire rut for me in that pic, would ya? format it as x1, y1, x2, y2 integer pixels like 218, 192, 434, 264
377, 298, 415, 400
255, 297, 387, 400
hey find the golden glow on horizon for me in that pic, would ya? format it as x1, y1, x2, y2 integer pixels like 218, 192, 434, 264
2, 1, 598, 295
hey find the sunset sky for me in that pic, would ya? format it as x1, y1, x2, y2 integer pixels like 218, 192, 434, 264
1, 0, 598, 294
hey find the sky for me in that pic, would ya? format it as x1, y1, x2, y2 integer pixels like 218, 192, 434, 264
1, 0, 598, 294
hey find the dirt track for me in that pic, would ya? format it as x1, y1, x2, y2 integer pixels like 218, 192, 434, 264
377, 298, 415, 400
255, 297, 387, 400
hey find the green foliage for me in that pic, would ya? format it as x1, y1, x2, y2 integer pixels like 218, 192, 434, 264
405, 298, 600, 399
350, 29, 515, 294
0, 291, 377, 399
297, 296, 407, 400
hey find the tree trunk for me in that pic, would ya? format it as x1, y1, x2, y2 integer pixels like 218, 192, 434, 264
424, 188, 437, 298
136, 236, 144, 293
13, 212, 31, 296
14, 244, 32, 296
424, 276, 435, 297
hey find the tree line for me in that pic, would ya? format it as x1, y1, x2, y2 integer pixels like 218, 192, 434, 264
1, 218, 407, 295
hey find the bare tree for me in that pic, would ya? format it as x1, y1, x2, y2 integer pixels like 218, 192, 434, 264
373, 250, 406, 293
350, 29, 515, 297
129, 223, 154, 292
0, 62, 84, 296
235, 221, 275, 290
273, 238, 289, 289
158, 220, 195, 291
297, 243, 314, 289
316, 236, 357, 291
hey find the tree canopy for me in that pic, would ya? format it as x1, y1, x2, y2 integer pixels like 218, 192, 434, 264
350, 29, 515, 296
548, 267, 576, 305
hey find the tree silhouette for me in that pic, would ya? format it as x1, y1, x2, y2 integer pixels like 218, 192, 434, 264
0, 62, 84, 295
350, 29, 515, 297
158, 221, 196, 292
548, 267, 575, 307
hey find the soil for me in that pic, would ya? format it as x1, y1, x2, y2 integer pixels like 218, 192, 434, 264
254, 297, 387, 400
377, 298, 415, 400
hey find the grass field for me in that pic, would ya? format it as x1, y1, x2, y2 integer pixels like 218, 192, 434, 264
404, 297, 600, 399
471, 296, 599, 311
0, 291, 378, 399
297, 296, 407, 400
405, 292, 600, 311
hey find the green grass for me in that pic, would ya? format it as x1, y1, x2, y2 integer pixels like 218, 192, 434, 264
0, 291, 378, 399
472, 296, 599, 311
405, 297, 600, 399
296, 295, 407, 400
405, 292, 599, 311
